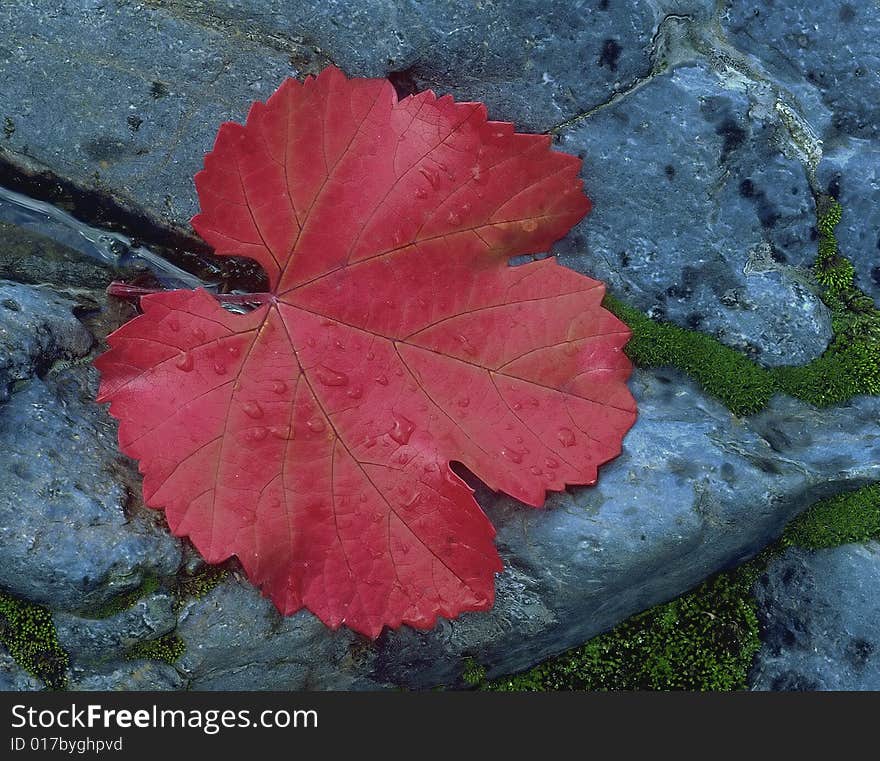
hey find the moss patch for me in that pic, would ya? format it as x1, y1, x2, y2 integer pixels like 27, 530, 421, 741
482, 561, 764, 691
605, 197, 880, 415
462, 657, 487, 687
782, 484, 880, 550
0, 589, 69, 689
80, 573, 160, 620
174, 565, 229, 610
473, 482, 880, 692
125, 633, 185, 665
605, 296, 775, 415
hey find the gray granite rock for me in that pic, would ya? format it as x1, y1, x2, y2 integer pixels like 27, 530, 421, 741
724, 1, 880, 142
0, 652, 42, 691
174, 369, 880, 689
54, 593, 178, 667
555, 62, 832, 366
817, 140, 880, 304
170, 0, 699, 132
0, 1, 729, 234
0, 0, 299, 235
0, 280, 92, 400
68, 659, 185, 691
0, 368, 182, 612
750, 543, 880, 691
177, 579, 381, 690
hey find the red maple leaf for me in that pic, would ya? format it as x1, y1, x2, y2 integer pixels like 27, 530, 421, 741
95, 67, 636, 637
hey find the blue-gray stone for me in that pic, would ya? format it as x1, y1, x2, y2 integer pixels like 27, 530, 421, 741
175, 0, 688, 132
0, 368, 183, 612
724, 1, 880, 142
555, 62, 832, 367
0, 0, 298, 235
817, 140, 880, 304
54, 593, 178, 667
68, 660, 185, 691
176, 580, 380, 690
0, 281, 92, 401
750, 543, 880, 691
0, 652, 42, 691
175, 370, 880, 689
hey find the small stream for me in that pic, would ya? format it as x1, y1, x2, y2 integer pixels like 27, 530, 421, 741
0, 183, 215, 291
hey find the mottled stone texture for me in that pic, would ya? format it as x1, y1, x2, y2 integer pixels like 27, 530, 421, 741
175, 372, 880, 689
0, 284, 182, 614
751, 543, 880, 691
555, 63, 831, 366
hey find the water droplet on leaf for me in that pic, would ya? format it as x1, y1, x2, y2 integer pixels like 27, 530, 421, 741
243, 401, 263, 419
389, 414, 415, 445
316, 365, 348, 386
247, 426, 267, 442
175, 353, 193, 372
557, 428, 576, 447
501, 447, 524, 464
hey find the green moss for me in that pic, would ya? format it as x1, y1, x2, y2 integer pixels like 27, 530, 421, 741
0, 589, 69, 689
816, 197, 842, 237
174, 565, 228, 609
125, 633, 185, 665
482, 562, 764, 692
80, 573, 160, 620
606, 198, 880, 413
782, 484, 880, 550
604, 296, 776, 416
469, 481, 880, 692
462, 657, 487, 687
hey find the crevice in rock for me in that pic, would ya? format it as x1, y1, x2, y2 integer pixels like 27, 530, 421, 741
0, 154, 205, 258
546, 13, 695, 135
549, 9, 824, 189
0, 156, 267, 294
387, 66, 422, 100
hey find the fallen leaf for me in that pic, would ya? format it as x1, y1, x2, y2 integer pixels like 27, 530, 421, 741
95, 67, 636, 637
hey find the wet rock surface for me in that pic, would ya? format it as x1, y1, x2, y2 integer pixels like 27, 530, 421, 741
176, 580, 381, 690
175, 371, 880, 689
817, 141, 880, 304
0, 284, 182, 614
0, 281, 93, 400
54, 593, 178, 667
555, 62, 831, 366
67, 660, 185, 691
158, 0, 692, 133
750, 543, 880, 691
0, 652, 42, 691
723, 1, 880, 143
0, 0, 298, 236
